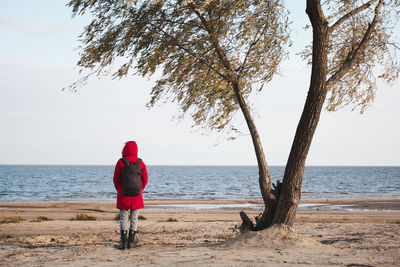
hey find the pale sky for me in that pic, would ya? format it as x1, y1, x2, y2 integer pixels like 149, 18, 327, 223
0, 1, 399, 166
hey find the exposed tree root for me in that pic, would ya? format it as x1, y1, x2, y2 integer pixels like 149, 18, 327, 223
239, 180, 282, 232
239, 211, 255, 232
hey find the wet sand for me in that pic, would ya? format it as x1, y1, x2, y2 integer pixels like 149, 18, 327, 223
1, 198, 399, 266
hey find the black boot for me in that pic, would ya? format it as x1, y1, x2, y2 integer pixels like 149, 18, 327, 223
127, 230, 137, 249
119, 230, 127, 250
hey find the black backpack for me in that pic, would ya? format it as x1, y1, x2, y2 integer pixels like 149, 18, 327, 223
121, 157, 143, 196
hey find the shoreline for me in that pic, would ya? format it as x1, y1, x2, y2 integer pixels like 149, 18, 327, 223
1, 198, 399, 266
1, 198, 399, 225
1, 197, 399, 211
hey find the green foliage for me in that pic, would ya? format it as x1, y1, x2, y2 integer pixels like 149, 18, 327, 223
301, 0, 400, 113
138, 214, 147, 220
68, 0, 289, 131
70, 213, 97, 221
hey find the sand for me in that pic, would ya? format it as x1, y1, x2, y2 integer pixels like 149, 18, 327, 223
0, 199, 399, 266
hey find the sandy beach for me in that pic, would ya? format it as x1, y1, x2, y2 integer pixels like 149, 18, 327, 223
1, 198, 399, 266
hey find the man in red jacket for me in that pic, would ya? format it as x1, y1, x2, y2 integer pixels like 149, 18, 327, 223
113, 141, 148, 250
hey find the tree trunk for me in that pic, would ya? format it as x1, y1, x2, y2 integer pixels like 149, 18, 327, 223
231, 82, 277, 229
272, 0, 329, 226
237, 0, 383, 230
193, 5, 279, 230
237, 0, 331, 230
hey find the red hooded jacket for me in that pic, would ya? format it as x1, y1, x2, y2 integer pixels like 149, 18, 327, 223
113, 141, 148, 210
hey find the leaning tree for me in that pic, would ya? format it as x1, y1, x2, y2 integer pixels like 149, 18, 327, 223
68, 0, 290, 230
68, 0, 399, 231
252, 0, 400, 228
241, 0, 400, 229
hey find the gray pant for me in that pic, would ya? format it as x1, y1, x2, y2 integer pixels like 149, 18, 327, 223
120, 209, 139, 231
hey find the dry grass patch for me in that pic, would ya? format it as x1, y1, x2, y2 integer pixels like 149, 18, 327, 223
70, 213, 97, 221
167, 217, 178, 222
31, 216, 54, 222
1, 216, 25, 224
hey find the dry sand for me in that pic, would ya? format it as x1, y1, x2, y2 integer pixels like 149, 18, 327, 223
0, 199, 399, 266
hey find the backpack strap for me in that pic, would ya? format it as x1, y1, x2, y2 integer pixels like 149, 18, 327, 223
134, 158, 142, 166
121, 157, 142, 166
121, 157, 131, 165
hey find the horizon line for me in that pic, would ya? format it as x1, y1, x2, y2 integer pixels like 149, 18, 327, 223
0, 164, 399, 167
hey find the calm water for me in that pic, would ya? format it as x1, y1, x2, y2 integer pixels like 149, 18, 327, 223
0, 165, 399, 201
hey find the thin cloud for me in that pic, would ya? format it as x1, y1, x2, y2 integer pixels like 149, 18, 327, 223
0, 18, 80, 35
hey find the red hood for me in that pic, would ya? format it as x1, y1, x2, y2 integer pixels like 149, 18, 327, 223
122, 141, 138, 160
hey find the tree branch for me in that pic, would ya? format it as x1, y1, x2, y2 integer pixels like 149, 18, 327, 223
155, 16, 206, 32
326, 0, 383, 89
187, 3, 234, 79
147, 21, 228, 80
329, 0, 377, 34
239, 22, 270, 75
306, 0, 328, 27
63, 65, 102, 92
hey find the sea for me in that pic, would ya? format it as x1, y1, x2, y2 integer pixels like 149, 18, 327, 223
0, 165, 399, 202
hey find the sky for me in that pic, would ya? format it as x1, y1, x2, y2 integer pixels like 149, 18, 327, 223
0, 1, 399, 166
